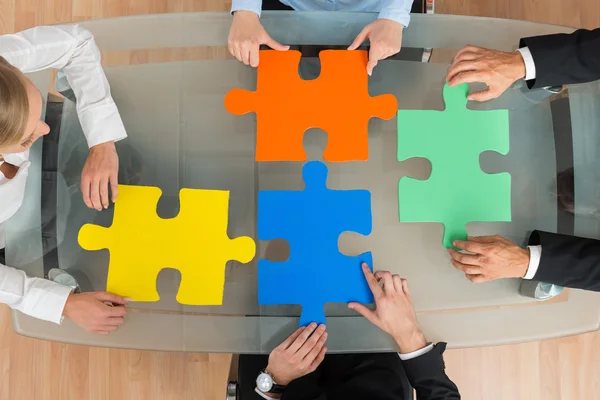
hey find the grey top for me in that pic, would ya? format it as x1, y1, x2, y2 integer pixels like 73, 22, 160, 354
8, 12, 600, 353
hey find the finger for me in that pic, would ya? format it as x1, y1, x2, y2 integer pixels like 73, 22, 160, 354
233, 47, 243, 63
466, 273, 487, 284
110, 170, 118, 203
98, 325, 119, 332
297, 324, 326, 359
449, 71, 492, 88
308, 347, 327, 372
281, 326, 305, 349
106, 305, 127, 318
264, 36, 289, 51
468, 89, 498, 102
401, 279, 410, 296
303, 330, 328, 362
392, 275, 404, 292
447, 248, 484, 266
107, 316, 125, 325
80, 175, 93, 208
99, 176, 109, 209
446, 60, 480, 83
452, 51, 479, 64
95, 330, 110, 335
453, 240, 488, 255
287, 322, 317, 353
90, 177, 102, 211
348, 26, 370, 50
467, 235, 501, 244
453, 45, 481, 61
95, 292, 130, 305
450, 259, 484, 275
348, 302, 379, 327
249, 46, 260, 68
377, 271, 395, 294
367, 46, 383, 76
361, 263, 383, 298
240, 45, 251, 66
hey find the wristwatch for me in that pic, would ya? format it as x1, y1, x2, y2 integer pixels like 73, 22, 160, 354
256, 369, 286, 394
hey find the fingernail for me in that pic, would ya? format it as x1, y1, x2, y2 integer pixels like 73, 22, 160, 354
124, 298, 134, 302
310, 322, 317, 329
348, 304, 354, 309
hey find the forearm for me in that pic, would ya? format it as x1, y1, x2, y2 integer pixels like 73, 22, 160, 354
378, 0, 412, 27
529, 230, 600, 291
231, 0, 263, 17
0, 263, 72, 323
520, 28, 600, 88
402, 343, 460, 400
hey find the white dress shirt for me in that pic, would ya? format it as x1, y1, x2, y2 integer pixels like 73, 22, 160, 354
232, 0, 414, 28
255, 343, 434, 399
517, 47, 537, 81
0, 25, 127, 323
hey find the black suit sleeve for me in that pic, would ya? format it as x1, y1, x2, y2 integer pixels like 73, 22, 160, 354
519, 28, 600, 89
529, 230, 600, 291
402, 343, 460, 400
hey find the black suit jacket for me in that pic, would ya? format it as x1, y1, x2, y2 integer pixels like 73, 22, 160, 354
520, 28, 600, 89
279, 343, 460, 400
529, 230, 600, 291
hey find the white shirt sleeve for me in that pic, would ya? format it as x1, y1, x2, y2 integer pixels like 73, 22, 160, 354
523, 245, 542, 280
231, 0, 262, 17
398, 343, 435, 361
0, 262, 73, 324
517, 47, 537, 81
254, 388, 279, 400
0, 25, 127, 148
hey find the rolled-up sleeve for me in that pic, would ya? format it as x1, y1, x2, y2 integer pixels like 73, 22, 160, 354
0, 25, 127, 148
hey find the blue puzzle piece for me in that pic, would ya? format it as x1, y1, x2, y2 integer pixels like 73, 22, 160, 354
258, 161, 374, 326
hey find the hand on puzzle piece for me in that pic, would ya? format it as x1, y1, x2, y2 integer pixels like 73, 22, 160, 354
348, 19, 404, 76
266, 323, 328, 386
349, 264, 427, 353
81, 141, 119, 211
448, 235, 530, 283
228, 10, 290, 67
446, 45, 526, 102
63, 291, 130, 335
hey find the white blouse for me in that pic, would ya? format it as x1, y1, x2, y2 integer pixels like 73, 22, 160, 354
0, 25, 127, 324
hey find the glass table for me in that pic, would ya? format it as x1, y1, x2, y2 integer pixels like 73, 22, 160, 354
7, 12, 600, 353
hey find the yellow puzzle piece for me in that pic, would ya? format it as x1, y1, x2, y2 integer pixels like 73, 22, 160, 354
78, 185, 256, 305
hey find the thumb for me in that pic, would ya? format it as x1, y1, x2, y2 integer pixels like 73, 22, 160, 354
263, 35, 289, 51
94, 292, 130, 305
348, 302, 379, 326
348, 26, 370, 50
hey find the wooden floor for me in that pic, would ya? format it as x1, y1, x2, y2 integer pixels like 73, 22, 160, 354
1, 1, 599, 399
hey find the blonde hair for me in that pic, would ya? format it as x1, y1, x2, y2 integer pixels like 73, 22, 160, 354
0, 56, 29, 148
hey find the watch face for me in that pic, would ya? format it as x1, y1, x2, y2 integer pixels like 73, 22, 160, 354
256, 372, 274, 393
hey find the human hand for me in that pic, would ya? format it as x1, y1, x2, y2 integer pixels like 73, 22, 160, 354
348, 19, 404, 76
349, 264, 427, 353
62, 292, 130, 335
266, 323, 328, 386
228, 10, 290, 67
446, 45, 526, 101
448, 235, 530, 283
81, 141, 119, 211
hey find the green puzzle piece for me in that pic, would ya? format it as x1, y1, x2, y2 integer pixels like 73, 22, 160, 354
397, 83, 511, 249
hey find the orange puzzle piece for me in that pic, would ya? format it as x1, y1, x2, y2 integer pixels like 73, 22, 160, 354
224, 50, 398, 162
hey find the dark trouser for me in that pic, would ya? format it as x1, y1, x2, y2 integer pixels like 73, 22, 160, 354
242, 353, 412, 400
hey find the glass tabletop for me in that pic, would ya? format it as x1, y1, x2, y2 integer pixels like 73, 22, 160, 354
8, 12, 600, 353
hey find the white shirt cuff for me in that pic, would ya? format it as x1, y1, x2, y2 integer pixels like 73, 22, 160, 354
523, 245, 542, 280
254, 387, 278, 400
517, 47, 536, 81
22, 279, 73, 324
398, 343, 434, 361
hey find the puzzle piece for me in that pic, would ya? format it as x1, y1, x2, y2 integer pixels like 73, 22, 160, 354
78, 185, 255, 305
397, 83, 511, 248
224, 50, 397, 162
258, 161, 374, 326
